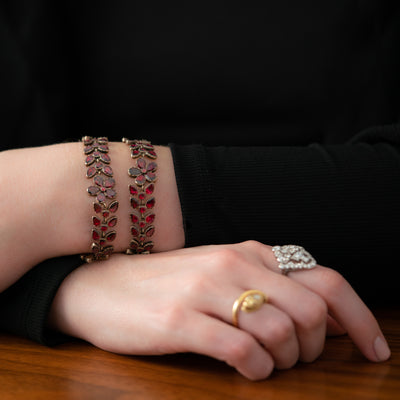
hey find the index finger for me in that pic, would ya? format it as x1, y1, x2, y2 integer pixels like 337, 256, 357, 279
284, 266, 391, 362
241, 241, 391, 362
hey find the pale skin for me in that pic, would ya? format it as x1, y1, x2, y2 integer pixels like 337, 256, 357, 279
0, 142, 184, 291
0, 143, 391, 380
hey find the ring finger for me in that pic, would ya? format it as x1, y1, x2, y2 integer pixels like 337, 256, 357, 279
204, 288, 300, 369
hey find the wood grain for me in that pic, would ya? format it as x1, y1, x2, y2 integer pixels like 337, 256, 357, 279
1, 308, 399, 400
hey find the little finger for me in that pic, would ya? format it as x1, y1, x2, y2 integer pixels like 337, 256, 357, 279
182, 312, 275, 380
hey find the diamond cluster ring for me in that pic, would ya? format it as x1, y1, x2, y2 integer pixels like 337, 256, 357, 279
272, 245, 317, 275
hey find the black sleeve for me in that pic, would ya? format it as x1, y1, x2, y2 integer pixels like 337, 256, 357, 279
0, 256, 82, 345
170, 123, 400, 306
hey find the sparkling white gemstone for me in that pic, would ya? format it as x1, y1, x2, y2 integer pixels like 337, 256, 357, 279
272, 245, 317, 274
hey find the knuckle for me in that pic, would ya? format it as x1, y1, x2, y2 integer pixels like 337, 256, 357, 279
241, 240, 271, 258
182, 274, 209, 297
300, 295, 328, 331
210, 248, 242, 272
241, 240, 264, 251
224, 334, 254, 364
319, 267, 348, 299
267, 314, 295, 345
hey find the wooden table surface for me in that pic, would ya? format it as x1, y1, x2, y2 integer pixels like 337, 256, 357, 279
1, 308, 399, 400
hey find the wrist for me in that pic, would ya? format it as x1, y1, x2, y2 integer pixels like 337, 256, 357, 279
53, 141, 185, 254
0, 140, 185, 291
147, 144, 185, 251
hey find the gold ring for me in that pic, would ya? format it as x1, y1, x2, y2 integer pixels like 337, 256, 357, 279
232, 290, 268, 328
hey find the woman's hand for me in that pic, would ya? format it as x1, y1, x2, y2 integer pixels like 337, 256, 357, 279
48, 241, 390, 380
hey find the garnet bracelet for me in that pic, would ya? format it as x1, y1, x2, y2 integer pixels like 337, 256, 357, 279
123, 138, 157, 254
81, 136, 119, 262
80, 137, 156, 260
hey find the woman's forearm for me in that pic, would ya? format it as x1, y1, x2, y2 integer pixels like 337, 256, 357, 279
0, 142, 184, 292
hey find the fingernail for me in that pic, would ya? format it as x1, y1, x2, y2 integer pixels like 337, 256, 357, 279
374, 336, 391, 361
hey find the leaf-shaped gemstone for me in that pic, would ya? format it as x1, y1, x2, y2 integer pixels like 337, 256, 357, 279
92, 229, 100, 241
93, 202, 103, 213
143, 241, 154, 251
137, 158, 146, 170
130, 213, 139, 223
135, 174, 146, 185
104, 178, 115, 188
100, 153, 111, 163
147, 162, 157, 172
84, 145, 94, 154
146, 150, 157, 159
92, 216, 101, 226
97, 193, 106, 203
145, 184, 154, 194
98, 145, 109, 153
94, 162, 104, 170
103, 166, 113, 177
145, 214, 155, 224
129, 185, 138, 195
129, 239, 140, 250
108, 200, 119, 213
145, 172, 156, 182
85, 155, 95, 166
105, 189, 116, 199
106, 231, 116, 242
102, 246, 114, 255
131, 149, 140, 158
128, 167, 141, 177
142, 142, 153, 149
97, 137, 108, 144
88, 186, 100, 196
145, 226, 155, 237
146, 198, 155, 209
131, 227, 139, 236
130, 198, 139, 208
86, 166, 97, 178
94, 175, 104, 186
107, 216, 118, 227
